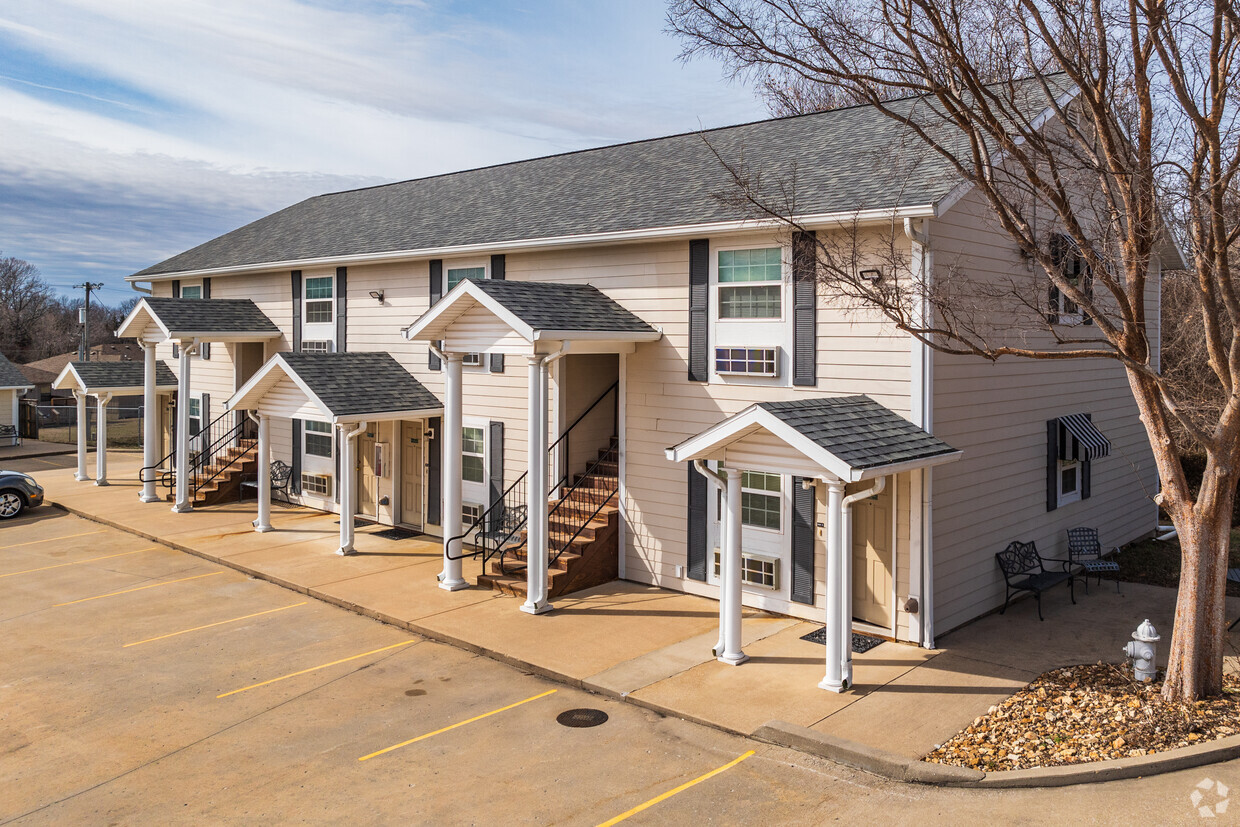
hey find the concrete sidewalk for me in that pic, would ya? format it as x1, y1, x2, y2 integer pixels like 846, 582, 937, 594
30, 451, 1238, 764
0, 438, 76, 460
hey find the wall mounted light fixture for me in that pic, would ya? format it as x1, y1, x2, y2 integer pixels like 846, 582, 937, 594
369, 290, 385, 303
858, 268, 883, 282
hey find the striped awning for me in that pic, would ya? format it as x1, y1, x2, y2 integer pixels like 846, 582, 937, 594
1059, 414, 1111, 461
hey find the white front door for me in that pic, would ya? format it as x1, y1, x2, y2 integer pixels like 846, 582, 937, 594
400, 421, 424, 528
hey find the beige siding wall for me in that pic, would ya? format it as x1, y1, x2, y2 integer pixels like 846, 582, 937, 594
929, 190, 1159, 635
0, 389, 15, 427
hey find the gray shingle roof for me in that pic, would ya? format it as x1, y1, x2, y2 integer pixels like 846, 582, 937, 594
761, 396, 958, 470
280, 352, 441, 418
142, 297, 280, 335
135, 78, 1071, 278
470, 280, 656, 333
0, 352, 31, 389
69, 360, 177, 390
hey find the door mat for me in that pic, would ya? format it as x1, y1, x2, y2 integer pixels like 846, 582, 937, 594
371, 527, 421, 541
799, 627, 886, 654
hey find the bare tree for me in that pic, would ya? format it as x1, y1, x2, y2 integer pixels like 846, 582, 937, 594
669, 0, 1240, 701
0, 254, 54, 363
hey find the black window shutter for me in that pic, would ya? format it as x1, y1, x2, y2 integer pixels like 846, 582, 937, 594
429, 260, 443, 371
1047, 235, 1066, 325
1082, 413, 1093, 500
172, 280, 181, 298
490, 254, 505, 280
791, 476, 815, 604
1046, 419, 1059, 511
687, 463, 708, 581
426, 416, 442, 525
292, 271, 303, 353
488, 421, 504, 529
792, 231, 817, 386
489, 353, 505, 373
199, 278, 211, 360
172, 342, 179, 358
291, 419, 302, 495
202, 394, 210, 435
688, 239, 710, 382
335, 266, 347, 352
334, 430, 341, 504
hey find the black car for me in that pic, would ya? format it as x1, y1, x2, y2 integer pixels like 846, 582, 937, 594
0, 470, 44, 520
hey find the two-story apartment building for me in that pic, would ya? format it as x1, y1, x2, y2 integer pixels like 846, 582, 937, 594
107, 84, 1168, 692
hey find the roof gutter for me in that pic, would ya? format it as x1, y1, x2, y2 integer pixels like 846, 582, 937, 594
126, 204, 938, 282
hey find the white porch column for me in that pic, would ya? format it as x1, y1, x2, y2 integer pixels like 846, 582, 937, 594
171, 340, 193, 513
336, 421, 366, 555
140, 341, 160, 502
73, 390, 89, 481
94, 393, 112, 485
253, 413, 272, 533
820, 479, 848, 692
440, 353, 468, 589
522, 353, 552, 614
718, 465, 747, 665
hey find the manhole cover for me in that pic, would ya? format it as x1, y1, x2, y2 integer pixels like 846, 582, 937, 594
556, 708, 609, 728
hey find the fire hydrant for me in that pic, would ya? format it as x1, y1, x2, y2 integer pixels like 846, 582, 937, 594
1123, 619, 1161, 682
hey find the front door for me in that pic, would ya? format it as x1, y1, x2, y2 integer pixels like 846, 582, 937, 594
400, 421, 424, 528
852, 487, 893, 627
356, 431, 378, 518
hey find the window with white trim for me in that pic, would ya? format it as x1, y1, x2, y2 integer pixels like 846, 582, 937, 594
305, 276, 333, 324
1057, 458, 1081, 507
461, 352, 482, 367
1049, 233, 1091, 320
741, 471, 782, 531
462, 427, 485, 484
715, 347, 778, 377
187, 397, 201, 436
180, 284, 202, 299
301, 340, 332, 354
301, 474, 331, 496
462, 502, 482, 525
446, 266, 486, 291
712, 548, 781, 589
303, 420, 332, 458
718, 248, 782, 319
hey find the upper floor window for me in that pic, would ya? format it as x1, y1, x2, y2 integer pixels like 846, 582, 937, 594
301, 340, 333, 354
447, 266, 486, 292
180, 284, 202, 299
188, 397, 201, 436
461, 427, 485, 483
718, 248, 782, 319
305, 276, 333, 323
1049, 233, 1091, 320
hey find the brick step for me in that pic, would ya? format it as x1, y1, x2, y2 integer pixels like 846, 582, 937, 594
498, 546, 582, 572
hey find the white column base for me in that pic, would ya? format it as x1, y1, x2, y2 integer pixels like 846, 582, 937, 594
252, 519, 273, 533
335, 548, 357, 556
439, 578, 470, 592
717, 652, 749, 666
140, 492, 162, 503
171, 502, 194, 514
818, 678, 847, 693
75, 473, 90, 482
520, 599, 554, 615
93, 479, 110, 487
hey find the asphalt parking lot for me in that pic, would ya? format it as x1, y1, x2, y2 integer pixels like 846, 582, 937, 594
1, 502, 1235, 825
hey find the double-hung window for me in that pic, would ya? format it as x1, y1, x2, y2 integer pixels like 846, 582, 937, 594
462, 427, 485, 484
305, 276, 333, 324
1057, 458, 1082, 506
1049, 233, 1091, 321
447, 266, 486, 291
187, 397, 201, 437
740, 471, 782, 530
180, 284, 202, 300
718, 248, 782, 319
304, 421, 332, 458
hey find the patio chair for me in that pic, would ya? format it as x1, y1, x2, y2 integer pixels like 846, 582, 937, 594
996, 540, 1075, 621
238, 459, 293, 504
1063, 527, 1122, 594
0, 424, 20, 447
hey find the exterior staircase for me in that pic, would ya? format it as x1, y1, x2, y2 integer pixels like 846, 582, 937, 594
163, 439, 258, 507
477, 442, 619, 599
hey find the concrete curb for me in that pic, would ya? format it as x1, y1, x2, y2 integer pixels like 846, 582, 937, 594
5, 447, 77, 460
45, 498, 1240, 790
751, 720, 1240, 787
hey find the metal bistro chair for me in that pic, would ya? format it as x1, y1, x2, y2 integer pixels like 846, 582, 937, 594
239, 459, 293, 504
478, 504, 527, 574
1065, 527, 1122, 594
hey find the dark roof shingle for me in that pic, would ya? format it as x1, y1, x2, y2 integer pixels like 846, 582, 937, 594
68, 360, 177, 390
0, 352, 31, 389
760, 396, 957, 470
470, 280, 656, 333
280, 352, 441, 418
142, 298, 280, 335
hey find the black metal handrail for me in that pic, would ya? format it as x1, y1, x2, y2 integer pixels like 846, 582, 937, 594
549, 381, 618, 491
141, 408, 256, 499
548, 441, 618, 568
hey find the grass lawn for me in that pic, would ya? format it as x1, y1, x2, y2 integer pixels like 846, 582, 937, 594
37, 419, 144, 449
1119, 530, 1240, 597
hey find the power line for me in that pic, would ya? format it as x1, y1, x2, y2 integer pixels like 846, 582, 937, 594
71, 282, 105, 361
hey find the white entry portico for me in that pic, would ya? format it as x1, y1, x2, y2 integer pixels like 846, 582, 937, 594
667, 396, 961, 692
402, 278, 660, 611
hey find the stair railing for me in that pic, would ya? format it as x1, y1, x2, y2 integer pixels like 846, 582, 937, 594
139, 408, 256, 499
547, 440, 619, 568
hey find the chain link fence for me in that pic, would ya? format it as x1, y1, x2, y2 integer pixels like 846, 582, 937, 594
33, 404, 145, 449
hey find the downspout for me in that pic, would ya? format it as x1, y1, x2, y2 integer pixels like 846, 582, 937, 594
130, 281, 152, 295
336, 420, 368, 556
694, 459, 729, 657
839, 476, 886, 686
904, 217, 936, 649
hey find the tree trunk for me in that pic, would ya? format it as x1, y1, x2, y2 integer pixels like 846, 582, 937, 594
1161, 478, 1233, 701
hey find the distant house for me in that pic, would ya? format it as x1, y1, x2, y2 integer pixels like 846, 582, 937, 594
21, 341, 144, 406
0, 352, 34, 436
113, 78, 1174, 692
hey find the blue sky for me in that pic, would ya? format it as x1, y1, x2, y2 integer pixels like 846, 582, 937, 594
0, 0, 764, 302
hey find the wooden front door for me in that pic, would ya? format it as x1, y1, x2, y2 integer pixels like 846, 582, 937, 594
400, 421, 424, 528
356, 432, 378, 517
851, 488, 893, 627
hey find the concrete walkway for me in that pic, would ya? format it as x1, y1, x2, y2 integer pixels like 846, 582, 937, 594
0, 438, 75, 460
31, 451, 1239, 764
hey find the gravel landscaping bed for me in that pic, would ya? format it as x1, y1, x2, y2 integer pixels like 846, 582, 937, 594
923, 663, 1240, 772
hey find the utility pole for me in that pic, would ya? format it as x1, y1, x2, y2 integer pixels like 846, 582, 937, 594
72, 282, 105, 361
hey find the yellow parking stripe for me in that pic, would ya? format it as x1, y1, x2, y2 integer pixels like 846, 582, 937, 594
358, 689, 558, 761
595, 750, 756, 827
217, 639, 418, 698
124, 602, 308, 647
0, 547, 160, 579
54, 571, 224, 606
0, 530, 106, 551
